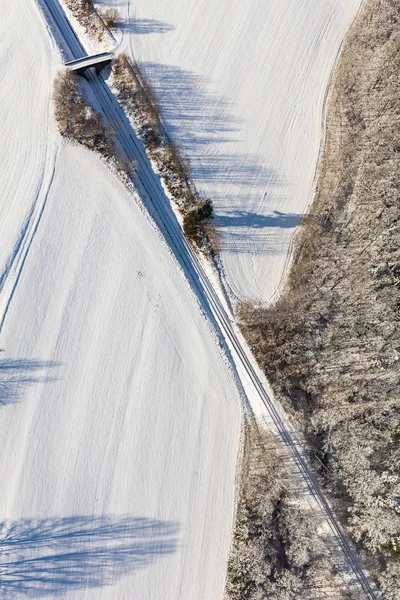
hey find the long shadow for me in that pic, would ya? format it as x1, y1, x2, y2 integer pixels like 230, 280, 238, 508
142, 62, 282, 195
39, 0, 275, 336
0, 515, 178, 596
119, 18, 174, 35
217, 210, 301, 230
0, 359, 58, 407
95, 0, 129, 9
38, 0, 218, 330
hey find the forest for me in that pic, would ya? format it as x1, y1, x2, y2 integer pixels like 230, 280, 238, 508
238, 0, 400, 596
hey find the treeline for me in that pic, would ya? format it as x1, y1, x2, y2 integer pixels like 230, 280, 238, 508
54, 71, 135, 179
226, 417, 355, 599
238, 0, 400, 596
64, 0, 119, 39
111, 54, 217, 252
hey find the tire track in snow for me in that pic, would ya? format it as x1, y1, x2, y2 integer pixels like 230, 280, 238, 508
0, 147, 58, 333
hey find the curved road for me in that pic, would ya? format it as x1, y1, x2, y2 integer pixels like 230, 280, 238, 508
37, 1, 379, 597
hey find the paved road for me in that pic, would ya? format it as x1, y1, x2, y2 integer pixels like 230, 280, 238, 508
65, 51, 113, 72
38, 1, 379, 597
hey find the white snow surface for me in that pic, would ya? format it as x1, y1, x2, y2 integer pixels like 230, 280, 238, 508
0, 1, 240, 598
108, 0, 362, 301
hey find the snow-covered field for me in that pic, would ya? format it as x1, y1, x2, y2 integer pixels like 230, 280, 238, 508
0, 2, 241, 598
110, 0, 362, 301
0, 0, 369, 596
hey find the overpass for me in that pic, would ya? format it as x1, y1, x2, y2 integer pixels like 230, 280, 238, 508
65, 52, 113, 76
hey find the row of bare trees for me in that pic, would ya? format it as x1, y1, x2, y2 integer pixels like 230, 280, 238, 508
226, 418, 356, 599
111, 54, 217, 253
54, 71, 135, 179
56, 5, 216, 253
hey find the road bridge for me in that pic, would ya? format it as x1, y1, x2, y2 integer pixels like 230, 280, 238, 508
65, 52, 113, 76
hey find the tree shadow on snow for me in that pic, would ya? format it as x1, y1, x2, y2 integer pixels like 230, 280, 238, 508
0, 358, 58, 407
216, 210, 300, 230
0, 515, 179, 596
119, 18, 175, 35
142, 62, 283, 198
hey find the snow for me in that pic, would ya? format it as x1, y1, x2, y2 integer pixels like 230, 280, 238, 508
109, 0, 362, 301
0, 0, 368, 595
0, 0, 58, 326
0, 1, 240, 598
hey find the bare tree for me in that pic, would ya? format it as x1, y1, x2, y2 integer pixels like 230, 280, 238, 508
102, 8, 120, 30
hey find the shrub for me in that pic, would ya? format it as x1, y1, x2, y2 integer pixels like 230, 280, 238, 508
111, 54, 218, 253
102, 8, 120, 30
183, 198, 213, 246
54, 72, 113, 157
54, 71, 134, 181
